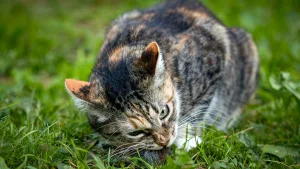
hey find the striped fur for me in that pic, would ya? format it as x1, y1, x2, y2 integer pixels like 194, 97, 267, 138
66, 0, 259, 164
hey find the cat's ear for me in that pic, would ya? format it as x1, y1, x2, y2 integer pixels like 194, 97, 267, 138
65, 79, 91, 102
136, 42, 165, 76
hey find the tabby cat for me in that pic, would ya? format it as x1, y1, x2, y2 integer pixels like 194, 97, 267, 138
65, 0, 258, 164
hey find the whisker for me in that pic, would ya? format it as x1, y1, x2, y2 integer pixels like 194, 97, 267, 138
112, 143, 145, 155
178, 106, 210, 122
176, 126, 219, 139
178, 110, 230, 125
178, 108, 226, 123
93, 121, 125, 131
111, 144, 145, 159
179, 115, 229, 126
179, 121, 225, 130
181, 113, 229, 123
114, 141, 141, 150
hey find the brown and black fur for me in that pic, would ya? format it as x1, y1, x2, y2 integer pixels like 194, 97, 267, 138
92, 0, 258, 124
67, 0, 258, 164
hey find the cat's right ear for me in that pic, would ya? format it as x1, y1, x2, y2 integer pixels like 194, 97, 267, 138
134, 42, 165, 77
65, 79, 91, 102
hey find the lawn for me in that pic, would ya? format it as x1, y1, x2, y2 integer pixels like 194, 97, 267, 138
0, 0, 299, 168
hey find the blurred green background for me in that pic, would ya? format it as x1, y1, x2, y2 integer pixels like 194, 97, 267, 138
0, 0, 299, 168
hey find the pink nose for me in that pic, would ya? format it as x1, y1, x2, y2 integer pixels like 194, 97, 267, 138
152, 132, 170, 146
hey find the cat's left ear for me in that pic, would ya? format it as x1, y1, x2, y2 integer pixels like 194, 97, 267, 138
135, 42, 165, 76
65, 79, 91, 102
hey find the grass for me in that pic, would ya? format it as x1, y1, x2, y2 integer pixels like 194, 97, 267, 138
0, 0, 299, 168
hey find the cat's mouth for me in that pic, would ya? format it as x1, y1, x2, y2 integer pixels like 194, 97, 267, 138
100, 127, 177, 152
101, 143, 167, 153
131, 147, 172, 165
102, 143, 171, 165
101, 143, 163, 151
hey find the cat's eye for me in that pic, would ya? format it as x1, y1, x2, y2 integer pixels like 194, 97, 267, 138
128, 130, 146, 137
160, 105, 170, 120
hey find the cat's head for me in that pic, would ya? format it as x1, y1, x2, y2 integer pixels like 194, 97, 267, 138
65, 42, 180, 150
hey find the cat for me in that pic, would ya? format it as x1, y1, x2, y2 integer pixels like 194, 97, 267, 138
65, 0, 258, 164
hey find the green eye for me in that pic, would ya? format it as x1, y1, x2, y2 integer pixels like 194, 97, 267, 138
160, 105, 170, 120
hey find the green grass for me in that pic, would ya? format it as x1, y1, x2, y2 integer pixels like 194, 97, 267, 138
0, 0, 299, 168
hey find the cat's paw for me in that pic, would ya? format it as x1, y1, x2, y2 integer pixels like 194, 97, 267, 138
174, 136, 202, 151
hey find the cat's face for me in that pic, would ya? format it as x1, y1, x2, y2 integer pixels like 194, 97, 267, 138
85, 77, 180, 150
65, 42, 180, 150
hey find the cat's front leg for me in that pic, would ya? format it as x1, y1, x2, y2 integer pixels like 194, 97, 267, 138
174, 136, 202, 151
174, 123, 202, 151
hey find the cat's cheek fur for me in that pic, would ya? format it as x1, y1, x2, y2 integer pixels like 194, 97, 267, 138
167, 123, 178, 147
168, 89, 181, 147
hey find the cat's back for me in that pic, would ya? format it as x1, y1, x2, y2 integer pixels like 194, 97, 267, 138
99, 0, 223, 54
97, 0, 259, 126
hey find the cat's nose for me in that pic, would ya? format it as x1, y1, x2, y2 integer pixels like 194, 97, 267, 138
158, 139, 169, 147
152, 132, 170, 147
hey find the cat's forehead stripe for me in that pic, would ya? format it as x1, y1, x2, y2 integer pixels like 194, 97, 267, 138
131, 102, 143, 113
128, 116, 151, 129
128, 118, 138, 129
109, 47, 123, 63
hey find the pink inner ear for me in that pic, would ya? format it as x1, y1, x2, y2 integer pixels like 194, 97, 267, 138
140, 42, 160, 75
65, 79, 90, 94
